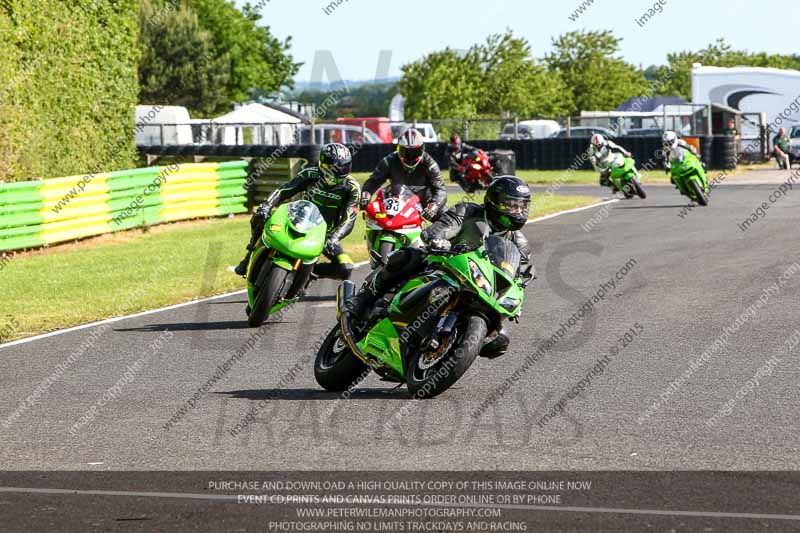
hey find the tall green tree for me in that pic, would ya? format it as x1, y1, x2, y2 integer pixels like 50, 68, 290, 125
398, 31, 570, 120
138, 0, 300, 115
138, 0, 229, 115
189, 0, 300, 111
545, 30, 648, 114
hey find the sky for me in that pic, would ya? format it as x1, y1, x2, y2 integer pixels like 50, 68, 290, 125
237, 0, 800, 85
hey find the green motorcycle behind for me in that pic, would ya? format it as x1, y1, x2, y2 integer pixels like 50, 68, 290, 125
670, 150, 710, 206
608, 154, 647, 199
246, 200, 327, 327
315, 227, 533, 398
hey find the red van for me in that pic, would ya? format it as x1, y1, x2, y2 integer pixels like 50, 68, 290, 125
335, 117, 394, 144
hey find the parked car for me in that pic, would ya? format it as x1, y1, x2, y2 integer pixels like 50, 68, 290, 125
335, 117, 394, 143
500, 120, 561, 140
297, 124, 382, 145
391, 123, 439, 143
550, 126, 616, 139
623, 128, 664, 137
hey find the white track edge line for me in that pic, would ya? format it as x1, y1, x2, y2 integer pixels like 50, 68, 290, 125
0, 199, 616, 350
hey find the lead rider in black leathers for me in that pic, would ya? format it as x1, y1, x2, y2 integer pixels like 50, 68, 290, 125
234, 143, 360, 280
349, 175, 533, 358
361, 128, 447, 220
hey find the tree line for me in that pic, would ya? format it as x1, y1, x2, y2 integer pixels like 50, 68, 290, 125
294, 30, 800, 121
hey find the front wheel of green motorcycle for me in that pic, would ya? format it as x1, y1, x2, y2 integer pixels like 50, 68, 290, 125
314, 326, 370, 392
248, 266, 289, 328
689, 179, 708, 206
405, 315, 487, 399
631, 177, 647, 199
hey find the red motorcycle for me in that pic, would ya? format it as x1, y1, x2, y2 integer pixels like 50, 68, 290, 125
363, 185, 425, 268
454, 148, 494, 192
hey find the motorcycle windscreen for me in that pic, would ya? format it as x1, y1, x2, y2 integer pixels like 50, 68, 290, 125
485, 235, 521, 278
287, 200, 324, 232
381, 184, 416, 216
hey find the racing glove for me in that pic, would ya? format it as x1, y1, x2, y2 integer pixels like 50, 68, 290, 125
323, 238, 340, 257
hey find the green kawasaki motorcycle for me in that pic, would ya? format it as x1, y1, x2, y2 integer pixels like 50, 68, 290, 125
607, 154, 646, 199
670, 150, 710, 206
246, 200, 326, 327
315, 226, 534, 398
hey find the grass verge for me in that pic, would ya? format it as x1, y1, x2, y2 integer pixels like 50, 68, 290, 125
0, 193, 598, 341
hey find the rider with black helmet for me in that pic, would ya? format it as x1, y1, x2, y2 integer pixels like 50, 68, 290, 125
234, 143, 360, 280
348, 176, 533, 358
361, 128, 447, 220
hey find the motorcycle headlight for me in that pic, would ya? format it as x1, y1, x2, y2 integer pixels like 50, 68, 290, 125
468, 260, 492, 295
472, 163, 482, 170
499, 296, 521, 313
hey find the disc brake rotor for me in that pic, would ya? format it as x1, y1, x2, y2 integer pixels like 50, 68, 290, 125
418, 334, 454, 371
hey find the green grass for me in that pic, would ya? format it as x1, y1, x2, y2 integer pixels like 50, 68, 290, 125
0, 192, 598, 341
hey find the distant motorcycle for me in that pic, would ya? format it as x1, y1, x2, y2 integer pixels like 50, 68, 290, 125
454, 148, 494, 193
245, 200, 326, 327
669, 151, 709, 206
607, 154, 646, 199
363, 185, 424, 268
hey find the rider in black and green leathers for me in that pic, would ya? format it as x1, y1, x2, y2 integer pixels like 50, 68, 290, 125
235, 143, 361, 280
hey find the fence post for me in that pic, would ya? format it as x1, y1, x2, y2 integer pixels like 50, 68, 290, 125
514, 116, 519, 140
462, 119, 469, 141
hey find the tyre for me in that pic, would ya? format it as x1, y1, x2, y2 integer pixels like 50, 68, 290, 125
631, 177, 647, 199
314, 326, 370, 392
405, 314, 487, 399
689, 179, 708, 206
378, 240, 395, 266
248, 266, 290, 327
620, 180, 634, 199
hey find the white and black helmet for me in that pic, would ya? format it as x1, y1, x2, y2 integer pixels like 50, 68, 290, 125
396, 128, 426, 170
662, 130, 678, 149
319, 143, 352, 184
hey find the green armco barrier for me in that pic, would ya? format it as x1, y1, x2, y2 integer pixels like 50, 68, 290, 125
0, 161, 250, 252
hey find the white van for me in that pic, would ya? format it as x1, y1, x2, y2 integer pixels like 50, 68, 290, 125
135, 105, 194, 146
499, 120, 561, 140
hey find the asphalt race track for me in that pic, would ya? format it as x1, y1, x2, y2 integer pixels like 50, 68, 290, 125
2, 181, 800, 530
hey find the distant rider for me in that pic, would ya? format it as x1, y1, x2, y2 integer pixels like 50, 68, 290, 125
588, 134, 633, 191
662, 130, 699, 181
348, 176, 533, 359
445, 133, 477, 183
234, 143, 360, 280
361, 128, 447, 221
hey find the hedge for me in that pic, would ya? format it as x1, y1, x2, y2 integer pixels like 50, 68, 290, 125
0, 0, 139, 182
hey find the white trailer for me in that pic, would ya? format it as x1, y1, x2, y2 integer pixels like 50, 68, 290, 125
691, 64, 800, 130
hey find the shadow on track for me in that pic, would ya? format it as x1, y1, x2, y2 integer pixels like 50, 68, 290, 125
216, 388, 412, 401
614, 204, 692, 209
115, 320, 259, 332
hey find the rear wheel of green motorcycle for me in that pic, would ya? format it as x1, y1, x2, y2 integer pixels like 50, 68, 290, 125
621, 180, 635, 199
315, 326, 370, 392
405, 315, 487, 399
248, 266, 289, 327
689, 179, 708, 206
